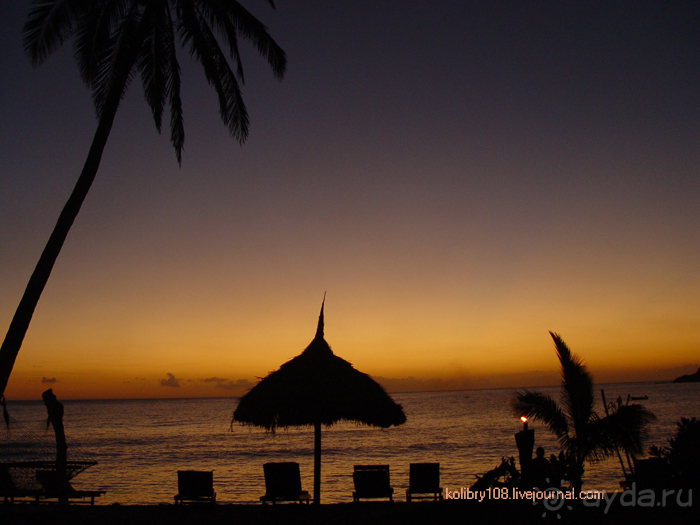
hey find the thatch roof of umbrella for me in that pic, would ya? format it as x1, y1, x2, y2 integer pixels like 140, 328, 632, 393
232, 298, 406, 504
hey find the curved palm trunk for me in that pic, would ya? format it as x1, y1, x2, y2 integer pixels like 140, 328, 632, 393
0, 101, 119, 397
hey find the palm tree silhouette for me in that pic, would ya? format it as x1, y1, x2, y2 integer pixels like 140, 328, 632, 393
512, 332, 655, 492
0, 1, 286, 396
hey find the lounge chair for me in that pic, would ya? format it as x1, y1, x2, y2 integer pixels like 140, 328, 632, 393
174, 470, 216, 504
36, 469, 106, 505
406, 463, 442, 502
260, 462, 310, 504
352, 465, 393, 502
630, 458, 671, 491
0, 465, 42, 504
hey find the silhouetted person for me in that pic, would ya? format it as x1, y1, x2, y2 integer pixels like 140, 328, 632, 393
549, 453, 564, 487
531, 446, 550, 488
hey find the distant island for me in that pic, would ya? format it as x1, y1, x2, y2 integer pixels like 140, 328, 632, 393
673, 366, 700, 383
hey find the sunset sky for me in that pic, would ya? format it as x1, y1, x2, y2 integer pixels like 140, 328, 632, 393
1, 1, 698, 400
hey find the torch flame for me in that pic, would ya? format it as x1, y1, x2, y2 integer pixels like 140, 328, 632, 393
520, 416, 528, 423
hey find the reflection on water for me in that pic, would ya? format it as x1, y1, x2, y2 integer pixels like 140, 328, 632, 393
2, 382, 698, 504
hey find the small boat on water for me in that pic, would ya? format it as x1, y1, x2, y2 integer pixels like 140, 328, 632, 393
629, 395, 648, 401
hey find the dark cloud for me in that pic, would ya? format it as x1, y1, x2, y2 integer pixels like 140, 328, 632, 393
233, 379, 255, 390
201, 377, 228, 383
41, 377, 58, 384
214, 381, 237, 390
160, 373, 181, 388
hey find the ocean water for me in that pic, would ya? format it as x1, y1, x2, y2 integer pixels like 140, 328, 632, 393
1, 381, 698, 504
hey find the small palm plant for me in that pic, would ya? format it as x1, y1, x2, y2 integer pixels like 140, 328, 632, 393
512, 332, 656, 492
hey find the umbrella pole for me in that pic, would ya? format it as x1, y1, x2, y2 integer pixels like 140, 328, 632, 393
314, 421, 321, 505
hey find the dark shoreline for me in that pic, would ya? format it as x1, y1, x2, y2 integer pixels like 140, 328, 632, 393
2, 499, 697, 525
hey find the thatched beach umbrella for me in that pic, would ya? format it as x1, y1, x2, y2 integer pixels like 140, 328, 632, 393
233, 299, 406, 504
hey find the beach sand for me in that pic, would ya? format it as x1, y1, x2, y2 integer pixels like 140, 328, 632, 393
1, 499, 697, 525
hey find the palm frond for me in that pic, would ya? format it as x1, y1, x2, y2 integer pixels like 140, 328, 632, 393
576, 417, 616, 462
138, 0, 172, 132
599, 403, 657, 457
550, 332, 595, 440
163, 4, 184, 163
92, 2, 144, 119
178, 2, 249, 142
199, 1, 245, 82
24, 0, 86, 66
220, 0, 286, 79
168, 65, 184, 163
512, 390, 570, 443
74, 0, 128, 89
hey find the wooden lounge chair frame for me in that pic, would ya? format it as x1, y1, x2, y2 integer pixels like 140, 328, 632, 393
174, 470, 216, 504
352, 465, 393, 502
260, 462, 310, 504
406, 462, 442, 502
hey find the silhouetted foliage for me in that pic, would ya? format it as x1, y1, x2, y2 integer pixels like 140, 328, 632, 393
649, 417, 700, 489
512, 332, 656, 492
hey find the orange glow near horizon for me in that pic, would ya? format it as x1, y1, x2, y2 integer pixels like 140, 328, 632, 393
3, 242, 699, 400
5, 295, 698, 401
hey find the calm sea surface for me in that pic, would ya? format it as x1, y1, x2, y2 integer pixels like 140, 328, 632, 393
2, 381, 698, 504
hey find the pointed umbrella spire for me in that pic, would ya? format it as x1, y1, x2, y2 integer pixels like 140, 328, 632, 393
315, 292, 326, 340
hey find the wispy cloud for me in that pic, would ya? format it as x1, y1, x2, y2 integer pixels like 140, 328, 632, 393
200, 377, 254, 392
201, 377, 228, 383
216, 378, 254, 391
